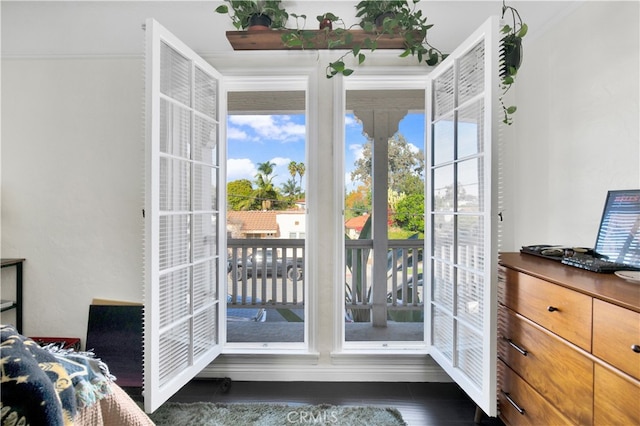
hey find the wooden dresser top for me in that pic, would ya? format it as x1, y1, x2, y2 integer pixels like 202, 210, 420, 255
499, 252, 640, 313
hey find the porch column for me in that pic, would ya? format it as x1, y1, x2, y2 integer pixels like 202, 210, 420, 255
354, 109, 406, 327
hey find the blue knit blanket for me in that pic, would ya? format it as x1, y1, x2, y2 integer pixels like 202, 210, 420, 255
1, 324, 114, 426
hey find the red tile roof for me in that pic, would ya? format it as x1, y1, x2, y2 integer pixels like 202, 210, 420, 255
345, 213, 369, 231
227, 210, 278, 235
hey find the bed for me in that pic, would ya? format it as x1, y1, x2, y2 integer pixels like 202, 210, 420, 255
0, 324, 154, 425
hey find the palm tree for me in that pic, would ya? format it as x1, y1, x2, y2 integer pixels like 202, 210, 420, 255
295, 162, 305, 191
255, 161, 277, 210
281, 178, 299, 199
287, 161, 306, 196
288, 161, 298, 183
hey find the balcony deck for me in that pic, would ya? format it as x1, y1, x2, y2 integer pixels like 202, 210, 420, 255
226, 238, 424, 343
228, 321, 424, 343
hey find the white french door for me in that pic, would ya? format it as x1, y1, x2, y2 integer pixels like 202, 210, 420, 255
425, 17, 501, 416
144, 18, 225, 413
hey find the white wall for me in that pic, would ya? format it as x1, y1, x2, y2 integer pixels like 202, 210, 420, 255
506, 1, 640, 250
1, 58, 144, 340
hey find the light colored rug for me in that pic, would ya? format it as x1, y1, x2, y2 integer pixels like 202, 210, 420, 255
149, 402, 407, 426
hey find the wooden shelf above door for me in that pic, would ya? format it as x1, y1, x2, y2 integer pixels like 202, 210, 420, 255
226, 29, 415, 51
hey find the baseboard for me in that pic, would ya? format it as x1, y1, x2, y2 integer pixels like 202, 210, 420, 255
197, 353, 452, 382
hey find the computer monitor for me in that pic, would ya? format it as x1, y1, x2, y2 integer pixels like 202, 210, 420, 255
594, 189, 640, 267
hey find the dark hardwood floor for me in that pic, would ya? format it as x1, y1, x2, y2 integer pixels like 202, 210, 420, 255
162, 379, 505, 426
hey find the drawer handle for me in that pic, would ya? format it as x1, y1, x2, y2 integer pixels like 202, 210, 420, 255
547, 306, 559, 312
501, 390, 525, 415
632, 344, 640, 354
504, 337, 528, 356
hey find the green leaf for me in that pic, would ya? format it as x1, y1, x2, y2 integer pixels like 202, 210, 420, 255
501, 24, 511, 34
426, 56, 438, 66
517, 23, 528, 38
345, 33, 353, 44
506, 106, 517, 114
353, 45, 361, 56
399, 49, 411, 58
364, 38, 378, 52
343, 68, 355, 76
358, 53, 366, 64
215, 5, 228, 14
331, 61, 345, 72
502, 76, 514, 85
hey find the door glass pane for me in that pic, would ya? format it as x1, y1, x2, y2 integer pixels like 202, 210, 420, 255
193, 115, 217, 165
457, 158, 481, 211
160, 99, 190, 157
433, 165, 454, 212
225, 90, 307, 344
457, 322, 483, 387
160, 42, 191, 106
433, 115, 454, 165
194, 66, 217, 119
432, 306, 453, 361
458, 100, 484, 158
344, 89, 425, 344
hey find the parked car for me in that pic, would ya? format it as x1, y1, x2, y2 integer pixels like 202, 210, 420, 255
228, 248, 304, 281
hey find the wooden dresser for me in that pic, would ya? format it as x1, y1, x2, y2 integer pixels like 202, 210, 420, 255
497, 252, 640, 426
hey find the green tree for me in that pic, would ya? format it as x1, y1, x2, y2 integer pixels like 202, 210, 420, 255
350, 134, 424, 195
345, 184, 370, 220
227, 179, 256, 211
394, 193, 425, 232
287, 161, 306, 195
255, 161, 278, 210
281, 178, 299, 199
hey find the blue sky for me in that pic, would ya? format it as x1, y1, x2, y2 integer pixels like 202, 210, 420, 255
226, 113, 425, 192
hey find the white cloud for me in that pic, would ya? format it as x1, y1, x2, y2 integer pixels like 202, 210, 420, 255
348, 143, 365, 161
228, 115, 304, 143
226, 126, 250, 141
271, 157, 291, 167
408, 143, 421, 154
227, 158, 256, 182
345, 115, 360, 127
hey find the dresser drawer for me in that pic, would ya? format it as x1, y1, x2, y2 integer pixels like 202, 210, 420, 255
594, 363, 640, 426
498, 306, 593, 426
499, 267, 592, 350
593, 299, 640, 380
498, 360, 572, 426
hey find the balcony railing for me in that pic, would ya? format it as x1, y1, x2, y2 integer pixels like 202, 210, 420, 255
227, 238, 425, 320
345, 239, 424, 323
227, 238, 304, 310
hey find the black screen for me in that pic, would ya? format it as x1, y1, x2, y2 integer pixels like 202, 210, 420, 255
594, 189, 640, 267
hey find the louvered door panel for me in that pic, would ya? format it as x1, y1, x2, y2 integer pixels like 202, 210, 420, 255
144, 18, 224, 413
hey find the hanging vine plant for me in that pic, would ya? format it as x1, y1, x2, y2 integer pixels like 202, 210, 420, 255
280, 0, 447, 78
500, 0, 528, 125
